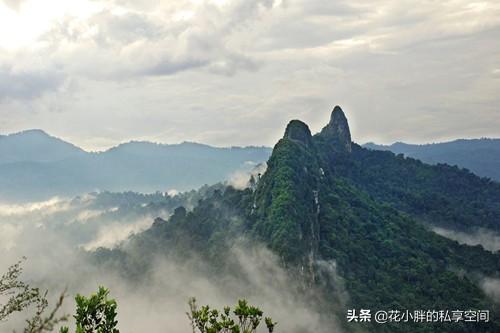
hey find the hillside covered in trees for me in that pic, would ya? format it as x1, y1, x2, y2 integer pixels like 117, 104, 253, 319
364, 139, 500, 182
94, 106, 500, 333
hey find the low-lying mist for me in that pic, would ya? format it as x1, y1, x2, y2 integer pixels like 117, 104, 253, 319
0, 193, 177, 252
0, 192, 344, 333
480, 277, 500, 304
431, 226, 500, 252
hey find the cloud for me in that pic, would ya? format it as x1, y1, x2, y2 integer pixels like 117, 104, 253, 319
1, 0, 27, 11
0, 194, 168, 251
0, 210, 344, 333
0, 1, 269, 101
228, 162, 267, 189
0, 186, 347, 332
0, 223, 23, 250
116, 245, 343, 333
431, 226, 500, 252
480, 277, 500, 303
30, 2, 267, 80
0, 197, 70, 217
0, 0, 499, 149
82, 217, 153, 250
0, 66, 65, 100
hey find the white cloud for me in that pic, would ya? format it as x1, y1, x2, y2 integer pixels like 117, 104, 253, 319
480, 277, 500, 303
1, 0, 27, 11
0, 223, 23, 250
83, 217, 153, 250
0, 197, 69, 216
0, 0, 499, 149
228, 162, 267, 189
432, 226, 500, 252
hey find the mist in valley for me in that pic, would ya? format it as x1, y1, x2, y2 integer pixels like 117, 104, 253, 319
0, 185, 343, 333
431, 226, 500, 253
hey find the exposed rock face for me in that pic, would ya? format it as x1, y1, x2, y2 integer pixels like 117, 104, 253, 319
319, 105, 352, 153
284, 119, 313, 147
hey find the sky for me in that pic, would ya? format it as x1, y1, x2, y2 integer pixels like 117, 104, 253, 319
0, 0, 499, 151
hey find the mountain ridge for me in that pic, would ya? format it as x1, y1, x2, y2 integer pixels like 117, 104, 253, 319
98, 106, 500, 333
2, 124, 500, 202
0, 131, 272, 201
364, 138, 500, 181
0, 128, 85, 164
0, 129, 271, 154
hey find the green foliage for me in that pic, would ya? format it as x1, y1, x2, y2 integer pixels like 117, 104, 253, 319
364, 139, 500, 182
344, 144, 500, 232
0, 258, 68, 333
1, 258, 42, 321
93, 114, 500, 333
187, 298, 276, 333
61, 287, 119, 333
251, 138, 321, 262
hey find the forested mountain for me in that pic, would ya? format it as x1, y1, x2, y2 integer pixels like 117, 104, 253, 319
364, 139, 500, 181
95, 106, 500, 333
0, 131, 271, 202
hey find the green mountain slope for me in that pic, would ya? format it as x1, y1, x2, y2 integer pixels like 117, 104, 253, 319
248, 107, 500, 332
364, 139, 500, 182
96, 106, 500, 333
341, 144, 500, 233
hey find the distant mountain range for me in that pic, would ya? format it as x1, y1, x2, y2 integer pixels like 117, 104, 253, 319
364, 139, 500, 181
2, 128, 499, 202
0, 130, 271, 202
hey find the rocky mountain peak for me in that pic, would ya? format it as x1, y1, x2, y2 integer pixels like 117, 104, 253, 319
319, 105, 352, 152
283, 120, 313, 147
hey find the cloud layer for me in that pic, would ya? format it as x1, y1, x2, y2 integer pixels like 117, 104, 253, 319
0, 195, 344, 332
432, 226, 500, 252
1, 0, 499, 149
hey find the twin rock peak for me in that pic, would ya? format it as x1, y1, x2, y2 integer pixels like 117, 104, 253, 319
284, 105, 352, 153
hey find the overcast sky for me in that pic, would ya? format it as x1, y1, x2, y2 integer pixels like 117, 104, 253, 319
0, 0, 499, 150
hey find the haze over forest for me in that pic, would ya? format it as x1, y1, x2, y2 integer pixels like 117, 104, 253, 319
2, 128, 500, 203
1, 106, 500, 333
1, 1, 500, 333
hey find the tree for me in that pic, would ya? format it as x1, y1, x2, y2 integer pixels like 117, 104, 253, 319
1, 258, 42, 321
60, 287, 119, 333
187, 298, 276, 333
23, 290, 68, 333
2, 258, 276, 333
0, 258, 68, 333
